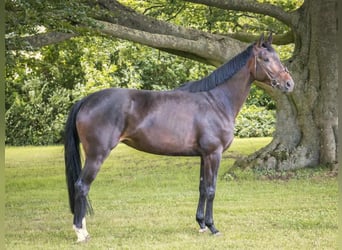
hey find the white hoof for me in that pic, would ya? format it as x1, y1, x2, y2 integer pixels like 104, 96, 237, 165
199, 227, 208, 233
73, 218, 90, 243
73, 225, 90, 243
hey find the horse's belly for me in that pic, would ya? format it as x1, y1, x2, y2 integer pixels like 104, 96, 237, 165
123, 141, 198, 156
120, 127, 199, 156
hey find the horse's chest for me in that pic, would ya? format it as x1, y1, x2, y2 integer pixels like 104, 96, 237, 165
197, 119, 234, 153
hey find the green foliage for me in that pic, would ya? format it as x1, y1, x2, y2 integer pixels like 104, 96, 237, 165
125, 0, 302, 35
123, 0, 298, 61
8, 0, 305, 145
5, 39, 88, 145
108, 41, 214, 90
5, 0, 94, 38
246, 85, 275, 108
234, 105, 276, 138
5, 77, 72, 145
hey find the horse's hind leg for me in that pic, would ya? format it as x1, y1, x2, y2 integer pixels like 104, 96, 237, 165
196, 157, 207, 232
73, 150, 111, 242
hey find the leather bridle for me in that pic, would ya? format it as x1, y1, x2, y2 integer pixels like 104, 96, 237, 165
254, 55, 289, 88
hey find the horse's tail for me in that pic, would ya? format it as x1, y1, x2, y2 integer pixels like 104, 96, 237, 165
64, 99, 85, 214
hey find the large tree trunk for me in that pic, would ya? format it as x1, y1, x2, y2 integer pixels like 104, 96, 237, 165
233, 0, 338, 171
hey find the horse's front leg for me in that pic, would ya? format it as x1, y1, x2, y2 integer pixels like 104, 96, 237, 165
196, 157, 207, 232
203, 151, 222, 235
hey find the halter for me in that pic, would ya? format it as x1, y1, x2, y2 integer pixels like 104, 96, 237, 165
254, 55, 289, 88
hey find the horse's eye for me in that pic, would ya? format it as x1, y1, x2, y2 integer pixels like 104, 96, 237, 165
263, 58, 269, 62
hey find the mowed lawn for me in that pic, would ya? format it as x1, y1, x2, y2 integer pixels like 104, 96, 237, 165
5, 138, 337, 249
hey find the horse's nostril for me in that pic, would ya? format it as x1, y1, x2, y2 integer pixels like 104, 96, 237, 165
285, 80, 294, 92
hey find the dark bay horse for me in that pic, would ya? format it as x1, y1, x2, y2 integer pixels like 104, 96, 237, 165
64, 33, 294, 242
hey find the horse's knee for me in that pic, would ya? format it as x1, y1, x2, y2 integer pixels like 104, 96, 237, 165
75, 179, 89, 197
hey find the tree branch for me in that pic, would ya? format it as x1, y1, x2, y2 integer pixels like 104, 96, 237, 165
6, 32, 77, 51
93, 0, 207, 41
228, 31, 294, 44
184, 0, 298, 27
93, 20, 246, 66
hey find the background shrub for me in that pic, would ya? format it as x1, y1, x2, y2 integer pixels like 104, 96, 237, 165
234, 105, 276, 138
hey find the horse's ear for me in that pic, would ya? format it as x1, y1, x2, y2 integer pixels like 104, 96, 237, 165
267, 32, 273, 44
257, 33, 265, 47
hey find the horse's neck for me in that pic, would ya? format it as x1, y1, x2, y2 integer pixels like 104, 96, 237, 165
211, 66, 253, 119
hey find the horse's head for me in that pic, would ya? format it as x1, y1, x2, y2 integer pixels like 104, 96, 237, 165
251, 33, 294, 93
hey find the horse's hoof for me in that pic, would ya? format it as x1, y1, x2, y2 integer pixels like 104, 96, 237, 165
74, 224, 90, 243
76, 235, 90, 243
212, 231, 222, 236
198, 227, 208, 233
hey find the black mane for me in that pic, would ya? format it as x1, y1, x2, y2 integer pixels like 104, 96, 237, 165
176, 44, 254, 92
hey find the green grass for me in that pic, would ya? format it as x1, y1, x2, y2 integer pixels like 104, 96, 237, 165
5, 138, 338, 249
